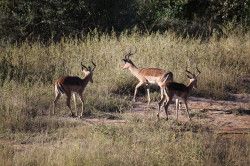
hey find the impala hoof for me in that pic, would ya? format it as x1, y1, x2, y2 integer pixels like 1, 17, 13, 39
69, 113, 77, 117
78, 115, 83, 119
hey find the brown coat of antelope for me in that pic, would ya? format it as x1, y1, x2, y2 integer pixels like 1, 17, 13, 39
159, 66, 201, 120
52, 61, 96, 117
122, 47, 173, 108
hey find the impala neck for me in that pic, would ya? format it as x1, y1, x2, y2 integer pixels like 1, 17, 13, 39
82, 73, 92, 85
128, 64, 141, 77
187, 79, 196, 92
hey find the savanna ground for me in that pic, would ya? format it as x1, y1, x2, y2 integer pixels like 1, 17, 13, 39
0, 32, 250, 165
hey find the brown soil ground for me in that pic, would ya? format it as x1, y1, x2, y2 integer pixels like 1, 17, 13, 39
77, 92, 250, 134
0, 94, 249, 153
130, 94, 249, 133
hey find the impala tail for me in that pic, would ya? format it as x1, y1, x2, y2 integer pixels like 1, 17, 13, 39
55, 82, 65, 94
162, 72, 173, 83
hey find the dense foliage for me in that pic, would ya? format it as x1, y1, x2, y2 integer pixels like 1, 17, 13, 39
0, 0, 249, 42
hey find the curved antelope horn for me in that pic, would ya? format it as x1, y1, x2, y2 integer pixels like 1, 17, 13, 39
123, 48, 130, 60
186, 74, 192, 79
195, 65, 201, 77
185, 66, 194, 77
124, 46, 137, 60
81, 62, 88, 70
91, 61, 96, 71
124, 50, 130, 60
127, 46, 137, 59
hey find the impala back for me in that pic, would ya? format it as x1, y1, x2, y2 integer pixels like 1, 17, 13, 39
139, 68, 172, 84
56, 76, 84, 93
167, 82, 189, 97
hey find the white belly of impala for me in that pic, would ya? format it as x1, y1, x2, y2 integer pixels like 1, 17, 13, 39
145, 76, 158, 84
148, 80, 157, 84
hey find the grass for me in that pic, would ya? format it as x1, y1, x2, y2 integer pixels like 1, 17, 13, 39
0, 117, 249, 166
1, 32, 250, 98
0, 31, 250, 165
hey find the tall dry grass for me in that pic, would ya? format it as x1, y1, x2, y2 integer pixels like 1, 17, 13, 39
0, 31, 250, 165
1, 117, 249, 166
1, 32, 249, 98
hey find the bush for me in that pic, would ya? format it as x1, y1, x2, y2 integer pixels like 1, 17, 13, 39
0, 0, 249, 42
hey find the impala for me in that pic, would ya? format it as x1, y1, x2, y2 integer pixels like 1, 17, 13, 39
122, 47, 173, 105
52, 61, 96, 117
159, 66, 201, 120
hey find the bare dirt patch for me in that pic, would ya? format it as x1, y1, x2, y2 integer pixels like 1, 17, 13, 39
47, 93, 250, 134
129, 94, 250, 134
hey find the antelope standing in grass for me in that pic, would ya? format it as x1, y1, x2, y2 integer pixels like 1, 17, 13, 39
122, 47, 173, 105
52, 61, 96, 117
159, 66, 201, 120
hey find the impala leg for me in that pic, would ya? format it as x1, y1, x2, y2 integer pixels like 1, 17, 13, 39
72, 93, 77, 116
184, 99, 191, 120
133, 82, 144, 102
157, 92, 166, 118
178, 101, 182, 110
146, 85, 150, 105
158, 88, 170, 119
163, 88, 169, 103
52, 92, 61, 115
66, 94, 74, 117
164, 97, 172, 120
160, 88, 164, 100
175, 99, 179, 120
78, 94, 84, 118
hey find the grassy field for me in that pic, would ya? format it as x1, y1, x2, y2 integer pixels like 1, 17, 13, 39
1, 116, 250, 166
0, 32, 250, 165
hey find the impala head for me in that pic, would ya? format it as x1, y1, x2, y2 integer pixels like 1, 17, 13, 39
122, 47, 137, 69
186, 66, 201, 89
81, 61, 96, 83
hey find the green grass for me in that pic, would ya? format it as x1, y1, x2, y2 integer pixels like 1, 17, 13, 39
0, 31, 250, 165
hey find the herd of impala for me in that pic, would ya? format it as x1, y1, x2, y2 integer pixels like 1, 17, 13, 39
52, 47, 201, 121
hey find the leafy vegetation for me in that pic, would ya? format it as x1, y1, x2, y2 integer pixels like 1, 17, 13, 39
0, 0, 249, 42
